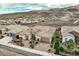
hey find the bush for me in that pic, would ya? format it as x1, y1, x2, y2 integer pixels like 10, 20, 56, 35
75, 49, 79, 55
0, 36, 4, 39
65, 39, 75, 50
16, 35, 19, 39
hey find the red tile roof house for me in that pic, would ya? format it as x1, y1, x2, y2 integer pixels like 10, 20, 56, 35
61, 26, 75, 43
69, 31, 79, 46
61, 26, 79, 47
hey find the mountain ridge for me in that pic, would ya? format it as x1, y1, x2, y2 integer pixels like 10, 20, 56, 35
0, 4, 79, 26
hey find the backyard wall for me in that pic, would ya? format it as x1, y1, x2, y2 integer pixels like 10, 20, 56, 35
0, 43, 52, 56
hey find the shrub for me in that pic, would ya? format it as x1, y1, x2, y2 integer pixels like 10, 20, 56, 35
75, 49, 79, 55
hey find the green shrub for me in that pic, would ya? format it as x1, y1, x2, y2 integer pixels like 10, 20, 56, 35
65, 39, 75, 50
0, 36, 4, 39
75, 49, 79, 55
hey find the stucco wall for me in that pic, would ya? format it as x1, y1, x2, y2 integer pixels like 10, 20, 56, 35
0, 43, 52, 56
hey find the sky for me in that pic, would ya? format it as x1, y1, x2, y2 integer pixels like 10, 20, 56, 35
0, 0, 79, 8
0, 0, 79, 7
0, 0, 79, 4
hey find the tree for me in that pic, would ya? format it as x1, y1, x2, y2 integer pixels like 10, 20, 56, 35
31, 33, 36, 40
0, 30, 2, 35
16, 35, 19, 39
30, 33, 36, 48
0, 30, 4, 39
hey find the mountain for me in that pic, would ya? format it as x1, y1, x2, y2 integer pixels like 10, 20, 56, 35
0, 4, 79, 26
0, 3, 74, 14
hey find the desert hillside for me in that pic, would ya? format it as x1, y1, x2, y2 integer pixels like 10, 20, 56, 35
0, 5, 79, 26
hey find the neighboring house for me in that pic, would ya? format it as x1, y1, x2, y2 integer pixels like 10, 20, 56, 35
61, 26, 76, 43
69, 31, 79, 45
62, 35, 75, 43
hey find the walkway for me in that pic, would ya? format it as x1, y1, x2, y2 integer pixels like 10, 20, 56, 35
0, 36, 13, 44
